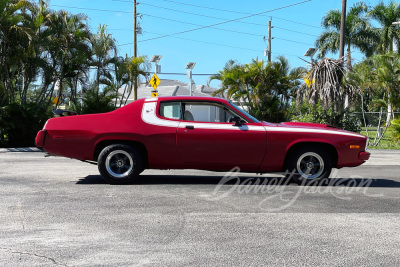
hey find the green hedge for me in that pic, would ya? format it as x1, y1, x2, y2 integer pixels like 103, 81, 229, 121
0, 103, 52, 148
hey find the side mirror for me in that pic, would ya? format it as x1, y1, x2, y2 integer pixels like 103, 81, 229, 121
229, 116, 245, 127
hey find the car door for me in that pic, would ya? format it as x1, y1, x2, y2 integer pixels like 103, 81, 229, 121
176, 101, 267, 165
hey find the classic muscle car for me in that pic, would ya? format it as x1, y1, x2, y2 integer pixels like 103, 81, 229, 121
36, 96, 370, 184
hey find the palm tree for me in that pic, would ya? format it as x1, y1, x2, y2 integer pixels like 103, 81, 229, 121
209, 57, 304, 122
20, 0, 50, 106
272, 56, 306, 110
370, 53, 400, 126
299, 57, 348, 111
208, 60, 241, 99
344, 60, 376, 138
124, 55, 146, 106
100, 56, 129, 107
316, 1, 379, 70
346, 54, 400, 144
368, 1, 400, 54
39, 10, 91, 109
0, 0, 33, 105
91, 24, 116, 93
209, 59, 259, 110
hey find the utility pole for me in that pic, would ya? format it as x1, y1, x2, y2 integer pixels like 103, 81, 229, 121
267, 19, 272, 62
133, 0, 138, 100
339, 0, 346, 62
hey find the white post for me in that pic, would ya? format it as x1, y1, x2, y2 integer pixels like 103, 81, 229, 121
187, 69, 192, 96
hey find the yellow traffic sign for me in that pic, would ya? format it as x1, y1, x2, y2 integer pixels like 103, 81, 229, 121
149, 74, 160, 89
52, 97, 61, 105
304, 71, 314, 88
151, 91, 158, 97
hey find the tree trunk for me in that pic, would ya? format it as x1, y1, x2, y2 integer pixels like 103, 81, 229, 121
386, 100, 392, 127
346, 42, 352, 71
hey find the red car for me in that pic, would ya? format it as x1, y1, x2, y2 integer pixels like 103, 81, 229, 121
36, 96, 370, 184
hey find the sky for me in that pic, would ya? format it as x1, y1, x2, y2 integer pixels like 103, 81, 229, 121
48, 0, 395, 88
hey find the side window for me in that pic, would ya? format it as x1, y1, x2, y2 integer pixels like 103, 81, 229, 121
159, 102, 182, 120
182, 102, 244, 122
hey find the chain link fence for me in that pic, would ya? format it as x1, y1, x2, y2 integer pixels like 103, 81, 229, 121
351, 112, 399, 146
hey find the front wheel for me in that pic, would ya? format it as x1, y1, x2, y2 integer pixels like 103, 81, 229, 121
98, 144, 143, 184
286, 147, 332, 185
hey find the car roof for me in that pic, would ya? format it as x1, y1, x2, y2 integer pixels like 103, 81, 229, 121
146, 96, 230, 104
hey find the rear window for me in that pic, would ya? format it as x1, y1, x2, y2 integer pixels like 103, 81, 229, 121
159, 102, 182, 120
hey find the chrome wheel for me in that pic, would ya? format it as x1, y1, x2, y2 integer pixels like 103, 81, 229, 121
105, 150, 134, 178
296, 152, 324, 179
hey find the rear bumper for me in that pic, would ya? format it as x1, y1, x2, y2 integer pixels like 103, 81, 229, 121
35, 130, 47, 149
359, 151, 370, 161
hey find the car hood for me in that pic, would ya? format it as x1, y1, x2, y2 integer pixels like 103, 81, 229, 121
260, 121, 367, 139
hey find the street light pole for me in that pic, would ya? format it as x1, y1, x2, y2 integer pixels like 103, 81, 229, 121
185, 62, 196, 96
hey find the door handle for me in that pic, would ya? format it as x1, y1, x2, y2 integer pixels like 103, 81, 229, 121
185, 125, 194, 130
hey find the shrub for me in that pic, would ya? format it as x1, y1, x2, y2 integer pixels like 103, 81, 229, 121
79, 85, 117, 115
388, 118, 400, 144
0, 103, 52, 147
291, 102, 361, 133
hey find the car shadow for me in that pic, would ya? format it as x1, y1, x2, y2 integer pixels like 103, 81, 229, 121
76, 175, 400, 188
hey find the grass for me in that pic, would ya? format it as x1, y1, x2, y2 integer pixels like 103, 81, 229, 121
360, 127, 400, 150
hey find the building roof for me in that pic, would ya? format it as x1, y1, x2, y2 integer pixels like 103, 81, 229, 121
117, 79, 218, 104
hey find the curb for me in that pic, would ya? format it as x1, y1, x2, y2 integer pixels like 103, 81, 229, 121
0, 147, 42, 153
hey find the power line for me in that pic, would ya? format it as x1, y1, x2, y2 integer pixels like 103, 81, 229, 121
273, 26, 320, 37
272, 16, 323, 29
118, 0, 322, 29
155, 0, 251, 15
139, 11, 319, 38
274, 37, 314, 46
52, 4, 132, 14
89, 26, 132, 31
134, 31, 262, 52
127, 31, 301, 58
53, 2, 322, 31
52, 3, 322, 33
141, 13, 264, 38
154, 1, 323, 29
139, 2, 267, 27
111, 0, 252, 15
88, 16, 319, 39
130, 0, 314, 43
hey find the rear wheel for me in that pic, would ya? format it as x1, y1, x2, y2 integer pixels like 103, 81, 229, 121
286, 147, 332, 185
98, 144, 143, 184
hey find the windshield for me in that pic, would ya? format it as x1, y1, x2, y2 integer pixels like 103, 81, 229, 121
229, 101, 260, 123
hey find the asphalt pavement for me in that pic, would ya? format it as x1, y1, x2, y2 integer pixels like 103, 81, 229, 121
0, 149, 399, 266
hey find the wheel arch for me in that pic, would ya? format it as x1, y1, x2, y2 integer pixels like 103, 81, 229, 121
94, 139, 149, 169
283, 141, 338, 170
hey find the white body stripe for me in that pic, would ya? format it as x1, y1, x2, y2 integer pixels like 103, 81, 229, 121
179, 123, 265, 131
141, 101, 364, 138
144, 97, 158, 102
142, 102, 179, 127
263, 126, 363, 138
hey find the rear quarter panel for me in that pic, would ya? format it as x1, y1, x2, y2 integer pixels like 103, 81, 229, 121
43, 100, 146, 161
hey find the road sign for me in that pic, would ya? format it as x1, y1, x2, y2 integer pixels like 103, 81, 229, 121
149, 74, 160, 89
52, 97, 60, 105
151, 90, 158, 97
304, 72, 314, 88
